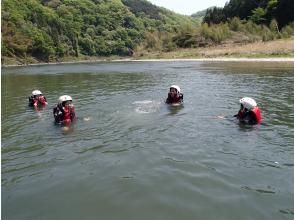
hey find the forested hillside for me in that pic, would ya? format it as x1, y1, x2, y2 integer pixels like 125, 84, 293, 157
1, 0, 197, 63
2, 0, 294, 64
203, 0, 294, 28
173, 0, 294, 57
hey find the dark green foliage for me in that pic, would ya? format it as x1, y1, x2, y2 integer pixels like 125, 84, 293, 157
3, 0, 293, 62
203, 7, 226, 25
1, 0, 197, 61
274, 0, 294, 28
250, 7, 267, 24
203, 0, 294, 29
122, 0, 163, 20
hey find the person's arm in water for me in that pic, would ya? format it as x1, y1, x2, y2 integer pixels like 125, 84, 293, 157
28, 96, 34, 107
234, 110, 243, 118
53, 104, 64, 123
166, 93, 172, 104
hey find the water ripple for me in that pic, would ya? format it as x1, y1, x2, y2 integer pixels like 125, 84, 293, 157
241, 186, 276, 194
2, 61, 294, 220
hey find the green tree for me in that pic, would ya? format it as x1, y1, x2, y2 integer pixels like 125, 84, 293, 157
250, 7, 266, 24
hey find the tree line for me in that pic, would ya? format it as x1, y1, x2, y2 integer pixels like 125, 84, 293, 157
1, 0, 197, 62
2, 0, 294, 64
203, 0, 294, 29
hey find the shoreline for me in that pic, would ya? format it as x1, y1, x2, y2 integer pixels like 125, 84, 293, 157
2, 57, 294, 68
2, 38, 294, 68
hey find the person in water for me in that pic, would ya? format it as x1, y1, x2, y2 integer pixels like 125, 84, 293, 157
28, 90, 48, 108
166, 85, 183, 104
234, 97, 262, 124
53, 95, 76, 125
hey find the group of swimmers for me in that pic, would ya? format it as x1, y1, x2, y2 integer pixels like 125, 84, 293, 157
29, 90, 76, 125
28, 85, 262, 126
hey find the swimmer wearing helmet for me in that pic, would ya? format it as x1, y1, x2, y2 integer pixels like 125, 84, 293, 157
166, 85, 183, 105
53, 95, 76, 125
234, 97, 262, 124
28, 90, 48, 108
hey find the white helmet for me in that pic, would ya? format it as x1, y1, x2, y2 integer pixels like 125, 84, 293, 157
170, 85, 181, 93
58, 95, 72, 103
239, 97, 257, 110
32, 90, 42, 96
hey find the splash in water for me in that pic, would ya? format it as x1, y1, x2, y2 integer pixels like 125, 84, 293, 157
132, 100, 161, 114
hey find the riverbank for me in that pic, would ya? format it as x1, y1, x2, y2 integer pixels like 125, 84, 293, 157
2, 39, 294, 67
3, 57, 294, 68
135, 38, 294, 59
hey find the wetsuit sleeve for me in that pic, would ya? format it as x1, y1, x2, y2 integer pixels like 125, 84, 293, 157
28, 96, 34, 106
179, 93, 183, 102
166, 93, 172, 104
53, 105, 64, 123
234, 110, 243, 118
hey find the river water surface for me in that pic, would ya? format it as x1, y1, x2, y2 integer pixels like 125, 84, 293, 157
2, 61, 294, 220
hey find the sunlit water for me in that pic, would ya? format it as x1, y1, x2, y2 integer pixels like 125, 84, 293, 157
2, 61, 294, 220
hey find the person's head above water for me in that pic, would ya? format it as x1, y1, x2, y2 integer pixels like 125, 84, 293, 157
54, 95, 75, 125
166, 85, 183, 104
29, 90, 47, 107
58, 95, 73, 106
169, 85, 181, 97
170, 85, 181, 93
235, 97, 262, 124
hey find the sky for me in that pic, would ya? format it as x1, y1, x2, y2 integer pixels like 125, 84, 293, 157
148, 0, 229, 15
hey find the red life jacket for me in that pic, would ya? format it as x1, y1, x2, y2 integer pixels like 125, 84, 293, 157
33, 96, 47, 107
38, 96, 47, 105
63, 105, 75, 125
252, 106, 262, 124
236, 107, 262, 124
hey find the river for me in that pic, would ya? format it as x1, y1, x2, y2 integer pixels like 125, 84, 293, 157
2, 61, 294, 220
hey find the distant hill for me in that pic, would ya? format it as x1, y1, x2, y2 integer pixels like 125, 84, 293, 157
3, 0, 292, 65
1, 0, 198, 63
191, 8, 211, 19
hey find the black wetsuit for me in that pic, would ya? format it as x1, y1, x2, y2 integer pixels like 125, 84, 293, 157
234, 110, 258, 125
53, 103, 75, 124
166, 93, 183, 104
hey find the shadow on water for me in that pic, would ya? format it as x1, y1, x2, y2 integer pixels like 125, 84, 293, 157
237, 122, 261, 132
